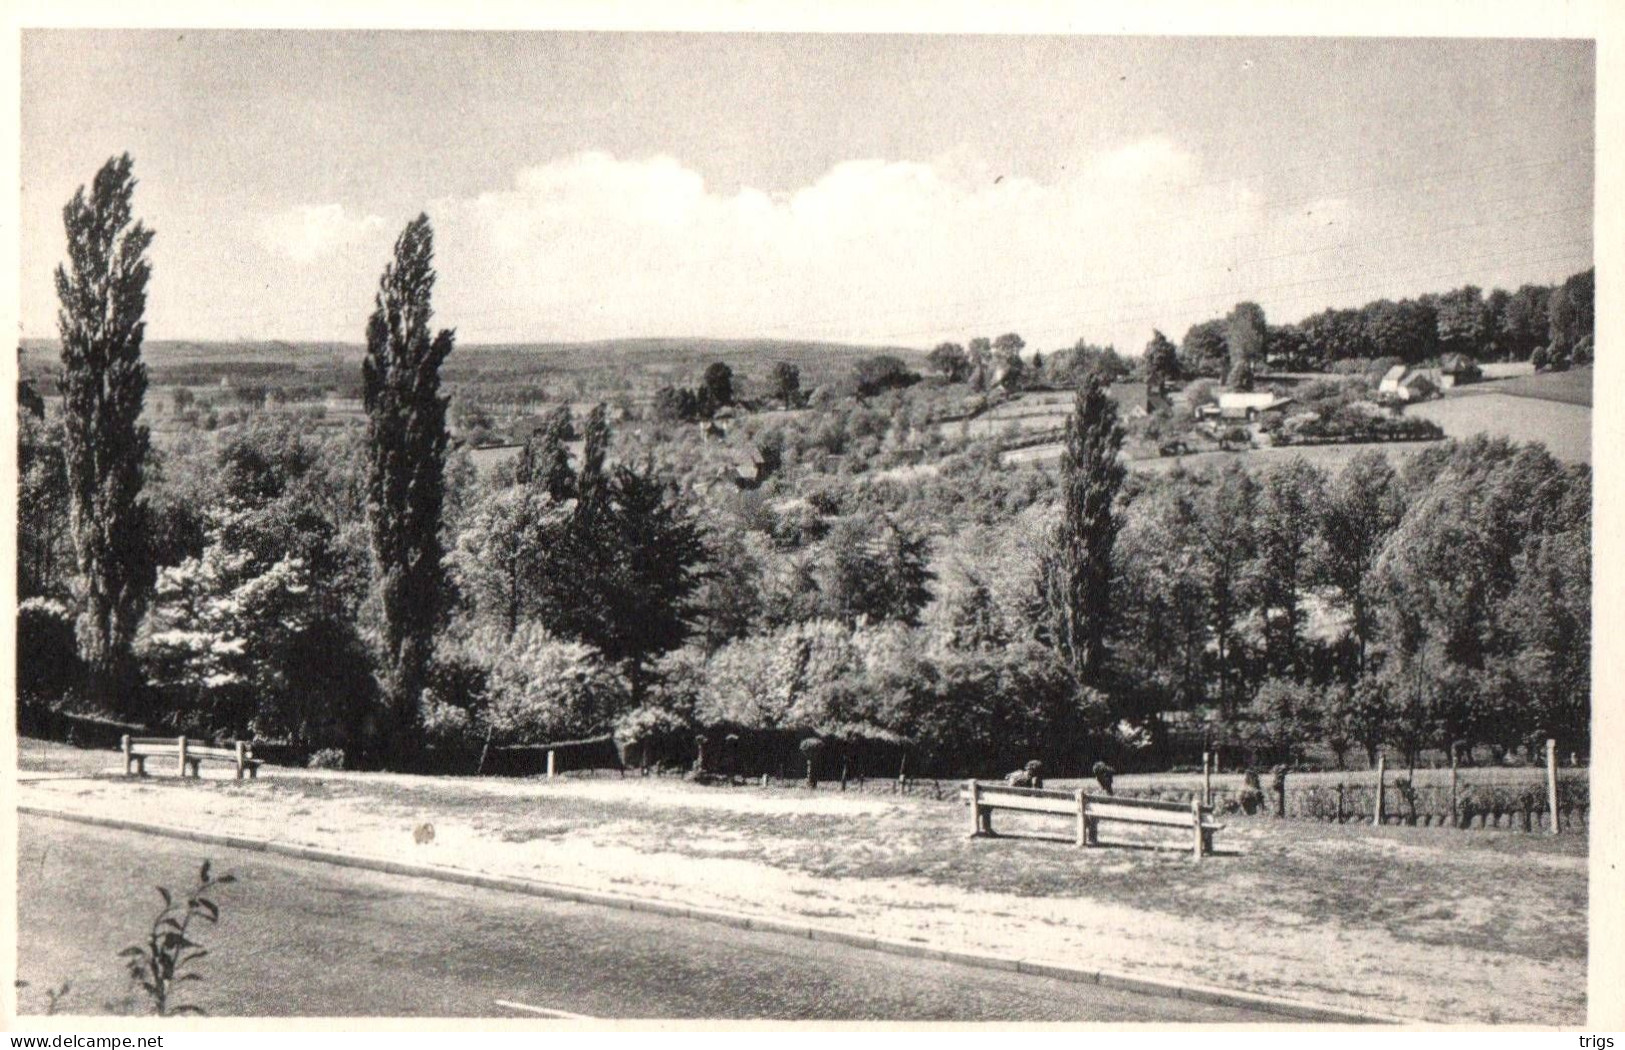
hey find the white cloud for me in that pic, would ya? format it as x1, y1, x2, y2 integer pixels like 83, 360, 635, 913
229, 139, 1373, 350
259, 203, 387, 263
424, 137, 1297, 351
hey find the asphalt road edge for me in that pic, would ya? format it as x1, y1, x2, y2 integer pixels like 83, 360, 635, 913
19, 804, 1418, 1026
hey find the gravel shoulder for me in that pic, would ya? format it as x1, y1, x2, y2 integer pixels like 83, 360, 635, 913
14, 743, 1587, 1024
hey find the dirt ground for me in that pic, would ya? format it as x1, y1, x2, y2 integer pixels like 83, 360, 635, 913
15, 740, 1587, 1024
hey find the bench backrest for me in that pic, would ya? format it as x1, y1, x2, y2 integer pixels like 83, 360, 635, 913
962, 780, 1213, 822
125, 737, 252, 759
1092, 794, 1205, 814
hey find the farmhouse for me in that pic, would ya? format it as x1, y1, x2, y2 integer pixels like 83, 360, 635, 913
1200, 391, 1295, 421
1377, 365, 1439, 402
1439, 353, 1483, 388
1104, 381, 1161, 418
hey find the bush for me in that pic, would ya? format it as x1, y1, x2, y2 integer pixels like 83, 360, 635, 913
308, 748, 345, 770
614, 705, 694, 770
419, 693, 474, 746
17, 598, 85, 709
448, 624, 629, 745
1275, 412, 1442, 446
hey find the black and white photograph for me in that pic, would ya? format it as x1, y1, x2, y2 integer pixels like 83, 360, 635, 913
5, 3, 1617, 1030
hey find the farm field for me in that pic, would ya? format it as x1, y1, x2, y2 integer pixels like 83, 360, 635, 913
1005, 439, 1443, 472
1405, 392, 1590, 464
1478, 361, 1538, 381
18, 739, 1586, 1024
1465, 365, 1592, 407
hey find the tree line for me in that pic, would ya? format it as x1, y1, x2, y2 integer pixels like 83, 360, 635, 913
1176, 271, 1594, 379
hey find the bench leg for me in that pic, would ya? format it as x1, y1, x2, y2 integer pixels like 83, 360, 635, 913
1085, 818, 1098, 847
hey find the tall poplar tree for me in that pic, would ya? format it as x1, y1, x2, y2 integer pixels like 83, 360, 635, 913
362, 214, 455, 762
55, 153, 156, 712
1043, 374, 1125, 689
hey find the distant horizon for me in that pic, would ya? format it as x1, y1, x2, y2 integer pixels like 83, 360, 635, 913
21, 33, 1593, 352
17, 254, 1596, 360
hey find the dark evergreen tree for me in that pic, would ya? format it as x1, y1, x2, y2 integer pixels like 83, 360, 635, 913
518, 404, 575, 500
577, 402, 612, 509
769, 361, 802, 407
1042, 374, 1125, 689
54, 153, 156, 713
701, 362, 734, 412
362, 214, 455, 763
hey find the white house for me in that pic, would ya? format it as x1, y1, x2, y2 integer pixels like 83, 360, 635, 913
1377, 366, 1438, 403
1209, 391, 1294, 421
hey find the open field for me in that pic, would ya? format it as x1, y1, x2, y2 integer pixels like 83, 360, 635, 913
1004, 439, 1444, 472
1466, 365, 1592, 407
1405, 393, 1590, 464
17, 739, 1586, 1023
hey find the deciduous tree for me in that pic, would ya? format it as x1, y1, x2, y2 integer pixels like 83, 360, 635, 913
362, 214, 456, 762
1041, 375, 1125, 689
55, 153, 157, 713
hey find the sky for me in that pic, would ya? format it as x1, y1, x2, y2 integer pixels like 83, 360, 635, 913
19, 32, 1594, 353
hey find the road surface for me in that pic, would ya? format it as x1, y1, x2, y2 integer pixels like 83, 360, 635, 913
16, 814, 1268, 1020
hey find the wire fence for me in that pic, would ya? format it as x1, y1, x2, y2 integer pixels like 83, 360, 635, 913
1112, 776, 1590, 832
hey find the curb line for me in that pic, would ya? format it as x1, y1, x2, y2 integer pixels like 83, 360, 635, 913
19, 804, 1415, 1025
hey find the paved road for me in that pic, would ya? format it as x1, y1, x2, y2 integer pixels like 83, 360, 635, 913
16, 815, 1267, 1020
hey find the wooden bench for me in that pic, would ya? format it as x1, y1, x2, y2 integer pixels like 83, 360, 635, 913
122, 736, 261, 780
961, 780, 1224, 860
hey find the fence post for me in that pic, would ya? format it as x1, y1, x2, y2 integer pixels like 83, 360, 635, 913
1074, 789, 1087, 849
967, 780, 981, 838
1372, 754, 1386, 826
235, 740, 247, 780
547, 749, 556, 781
1202, 751, 1212, 808
177, 736, 188, 778
1191, 797, 1204, 861
1546, 738, 1560, 835
1449, 745, 1459, 827
122, 734, 132, 776
1336, 782, 1345, 823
